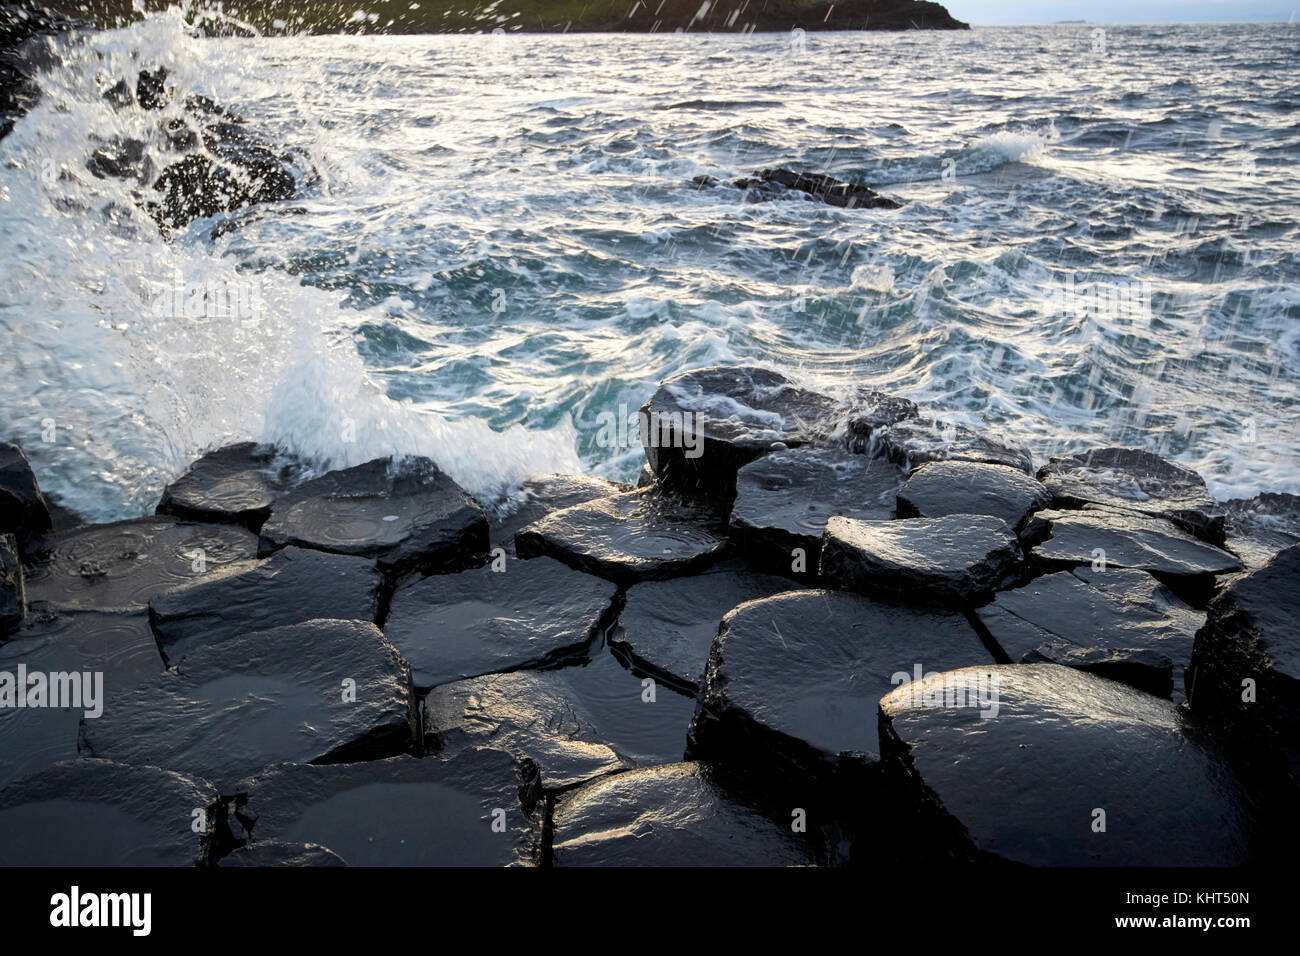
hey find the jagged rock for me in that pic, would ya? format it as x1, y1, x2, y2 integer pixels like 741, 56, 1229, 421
0, 440, 51, 544
1, 4, 90, 140
820, 514, 1021, 605
384, 555, 616, 691
973, 568, 1202, 700
1188, 545, 1300, 792
515, 488, 727, 585
876, 418, 1033, 474
610, 569, 805, 691
1038, 447, 1224, 544
85, 135, 151, 181
1217, 492, 1300, 571
218, 841, 346, 866
157, 442, 305, 531
1025, 508, 1242, 584
879, 663, 1256, 865
489, 473, 621, 556
896, 460, 1051, 530
0, 759, 219, 866
638, 365, 841, 490
148, 546, 383, 665
730, 448, 904, 569
0, 533, 22, 633
687, 590, 991, 784
148, 147, 295, 236
424, 670, 633, 792
551, 762, 818, 866
235, 751, 543, 866
22, 517, 258, 612
695, 169, 903, 209
0, 609, 164, 788
79, 619, 417, 788
258, 456, 488, 576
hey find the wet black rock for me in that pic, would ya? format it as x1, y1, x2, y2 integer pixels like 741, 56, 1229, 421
259, 456, 488, 576
1187, 545, 1300, 792
235, 751, 543, 866
973, 568, 1201, 699
551, 762, 817, 866
1216, 492, 1300, 571
730, 448, 904, 570
515, 487, 727, 585
876, 418, 1033, 474
148, 546, 383, 665
879, 663, 1256, 865
1038, 447, 1224, 544
149, 151, 295, 236
85, 135, 151, 182
820, 514, 1021, 606
687, 589, 991, 784
489, 473, 622, 556
80, 619, 417, 789
217, 841, 346, 867
694, 168, 903, 209
896, 460, 1051, 531
22, 516, 258, 612
0, 440, 51, 545
0, 609, 164, 788
610, 569, 805, 692
0, 759, 218, 866
424, 670, 633, 792
1025, 508, 1242, 584
1, 5, 90, 140
157, 441, 305, 531
0, 533, 22, 633
639, 365, 841, 491
384, 555, 616, 691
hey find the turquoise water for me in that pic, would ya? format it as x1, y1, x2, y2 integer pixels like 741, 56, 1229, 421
2, 13, 1297, 520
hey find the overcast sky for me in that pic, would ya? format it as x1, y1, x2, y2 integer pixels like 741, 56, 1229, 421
946, 1, 1296, 23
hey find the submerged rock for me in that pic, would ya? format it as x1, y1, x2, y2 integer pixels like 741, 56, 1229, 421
610, 569, 805, 691
820, 514, 1021, 606
22, 516, 258, 612
879, 663, 1256, 865
0, 759, 219, 866
259, 456, 488, 576
0, 440, 51, 546
384, 555, 617, 690
694, 168, 903, 209
687, 590, 991, 784
148, 546, 383, 665
1025, 508, 1242, 585
730, 448, 904, 570
896, 460, 1051, 530
551, 762, 817, 866
424, 669, 633, 792
0, 609, 164, 788
1216, 492, 1300, 570
1038, 447, 1224, 544
234, 751, 543, 866
876, 417, 1033, 474
79, 619, 417, 788
1187, 545, 1300, 794
974, 567, 1202, 699
489, 473, 622, 556
157, 442, 305, 531
515, 488, 727, 585
0, 533, 22, 633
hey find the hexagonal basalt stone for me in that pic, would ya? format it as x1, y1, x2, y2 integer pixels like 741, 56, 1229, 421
515, 488, 728, 585
730, 448, 904, 569
876, 418, 1033, 474
551, 762, 818, 866
258, 456, 488, 576
896, 460, 1051, 531
157, 442, 306, 531
1038, 447, 1223, 544
820, 514, 1021, 606
687, 590, 991, 784
489, 474, 623, 557
879, 663, 1256, 865
383, 555, 617, 691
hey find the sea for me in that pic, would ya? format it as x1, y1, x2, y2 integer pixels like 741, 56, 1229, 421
2, 9, 1297, 521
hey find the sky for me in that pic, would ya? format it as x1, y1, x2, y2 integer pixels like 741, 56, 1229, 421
946, 1, 1297, 23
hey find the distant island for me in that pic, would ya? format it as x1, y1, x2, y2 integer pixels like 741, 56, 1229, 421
40, 0, 970, 34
